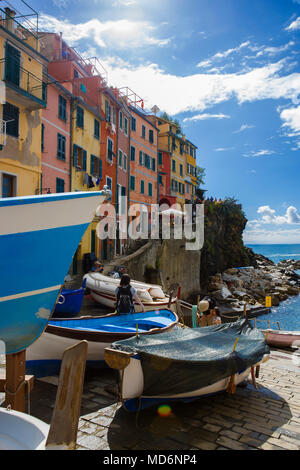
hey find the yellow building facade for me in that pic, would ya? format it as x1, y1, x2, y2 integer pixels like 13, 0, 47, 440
0, 6, 47, 198
71, 98, 104, 269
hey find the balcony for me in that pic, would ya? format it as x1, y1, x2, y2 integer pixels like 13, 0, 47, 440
0, 57, 47, 109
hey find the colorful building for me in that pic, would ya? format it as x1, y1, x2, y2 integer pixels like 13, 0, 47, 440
40, 32, 107, 271
41, 77, 72, 194
184, 139, 197, 203
0, 4, 47, 198
120, 89, 158, 228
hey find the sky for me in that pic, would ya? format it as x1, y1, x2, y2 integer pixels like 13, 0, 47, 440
23, 0, 300, 243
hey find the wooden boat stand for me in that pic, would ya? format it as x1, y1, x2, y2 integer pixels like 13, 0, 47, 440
0, 350, 34, 413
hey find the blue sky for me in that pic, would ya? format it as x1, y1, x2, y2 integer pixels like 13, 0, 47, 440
26, 0, 300, 243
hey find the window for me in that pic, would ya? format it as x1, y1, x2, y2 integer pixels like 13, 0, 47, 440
113, 107, 116, 125
105, 100, 111, 122
180, 164, 183, 176
141, 180, 144, 194
58, 95, 67, 121
118, 149, 123, 168
106, 176, 112, 190
158, 174, 163, 185
130, 146, 135, 161
142, 125, 146, 138
74, 69, 79, 78
131, 116, 136, 131
149, 129, 154, 143
73, 144, 86, 170
158, 152, 163, 165
56, 176, 65, 194
172, 159, 176, 172
2, 173, 16, 197
41, 123, 45, 152
179, 182, 182, 194
90, 155, 102, 178
124, 117, 128, 136
107, 138, 113, 161
76, 106, 84, 128
5, 43, 20, 86
3, 102, 19, 137
172, 137, 176, 150
123, 154, 127, 171
56, 177, 65, 193
180, 142, 184, 155
152, 158, 156, 172
186, 183, 189, 194
148, 182, 152, 197
119, 111, 123, 129
94, 119, 100, 139
139, 150, 143, 165
130, 175, 135, 191
57, 133, 66, 160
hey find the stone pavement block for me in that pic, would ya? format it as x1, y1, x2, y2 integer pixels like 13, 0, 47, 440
190, 439, 218, 450
216, 436, 250, 450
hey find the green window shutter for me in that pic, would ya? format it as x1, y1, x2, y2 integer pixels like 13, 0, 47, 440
130, 146, 135, 161
139, 151, 143, 165
83, 150, 87, 171
5, 43, 20, 86
141, 180, 144, 194
73, 144, 78, 166
41, 124, 44, 152
152, 158, 156, 172
94, 119, 100, 139
90, 155, 95, 175
56, 177, 65, 193
124, 117, 128, 135
130, 176, 135, 191
148, 182, 152, 197
158, 152, 162, 165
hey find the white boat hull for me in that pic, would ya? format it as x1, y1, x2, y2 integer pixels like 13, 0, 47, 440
0, 408, 49, 450
117, 354, 269, 410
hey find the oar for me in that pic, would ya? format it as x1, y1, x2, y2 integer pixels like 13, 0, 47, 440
45, 340, 88, 450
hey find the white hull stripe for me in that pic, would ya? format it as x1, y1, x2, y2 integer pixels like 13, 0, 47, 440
0, 194, 104, 236
0, 285, 61, 303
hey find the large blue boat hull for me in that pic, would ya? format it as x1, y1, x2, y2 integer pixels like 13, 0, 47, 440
0, 192, 105, 354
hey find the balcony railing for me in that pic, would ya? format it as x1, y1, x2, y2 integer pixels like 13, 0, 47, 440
0, 57, 47, 105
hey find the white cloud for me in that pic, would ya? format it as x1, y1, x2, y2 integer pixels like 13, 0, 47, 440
99, 58, 300, 116
244, 205, 300, 243
251, 205, 300, 225
243, 149, 275, 157
39, 14, 170, 49
243, 226, 300, 244
279, 105, 300, 149
183, 113, 230, 122
285, 17, 300, 31
233, 124, 255, 133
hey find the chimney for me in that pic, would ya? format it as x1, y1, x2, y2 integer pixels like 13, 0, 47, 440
5, 7, 15, 33
59, 32, 63, 59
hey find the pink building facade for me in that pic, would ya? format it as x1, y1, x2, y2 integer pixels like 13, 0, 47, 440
41, 79, 72, 193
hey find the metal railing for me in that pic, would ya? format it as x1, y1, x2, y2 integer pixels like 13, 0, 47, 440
0, 58, 46, 103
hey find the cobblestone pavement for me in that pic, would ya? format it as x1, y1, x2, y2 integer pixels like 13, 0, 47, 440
25, 347, 300, 451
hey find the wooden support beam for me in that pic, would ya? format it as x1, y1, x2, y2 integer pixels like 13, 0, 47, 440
5, 350, 27, 412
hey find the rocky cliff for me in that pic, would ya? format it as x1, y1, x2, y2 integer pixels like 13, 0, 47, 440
200, 198, 257, 292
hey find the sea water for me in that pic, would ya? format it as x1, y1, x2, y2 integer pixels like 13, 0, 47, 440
247, 244, 300, 331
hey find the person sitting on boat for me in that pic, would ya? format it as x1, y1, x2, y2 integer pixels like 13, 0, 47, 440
92, 261, 103, 273
115, 274, 145, 315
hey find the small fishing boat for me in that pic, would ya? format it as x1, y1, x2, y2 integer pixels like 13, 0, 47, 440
0, 191, 106, 354
84, 272, 176, 311
104, 318, 270, 411
52, 279, 87, 318
26, 309, 178, 377
262, 329, 300, 349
